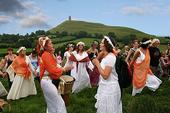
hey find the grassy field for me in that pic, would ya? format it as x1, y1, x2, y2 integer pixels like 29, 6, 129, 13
1, 77, 170, 113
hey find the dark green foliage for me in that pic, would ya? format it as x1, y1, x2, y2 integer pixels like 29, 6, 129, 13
60, 31, 68, 37
121, 34, 137, 44
17, 39, 32, 48
76, 31, 88, 38
108, 32, 116, 39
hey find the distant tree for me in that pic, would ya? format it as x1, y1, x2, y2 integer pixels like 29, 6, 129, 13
94, 33, 103, 39
45, 31, 51, 35
60, 31, 68, 37
35, 30, 46, 36
25, 33, 29, 37
17, 39, 32, 48
76, 31, 88, 38
56, 31, 60, 37
108, 32, 116, 39
122, 34, 137, 45
30, 32, 35, 37
87, 33, 92, 38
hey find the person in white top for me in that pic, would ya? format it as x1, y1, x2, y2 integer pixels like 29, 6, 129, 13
92, 36, 122, 113
67, 42, 94, 93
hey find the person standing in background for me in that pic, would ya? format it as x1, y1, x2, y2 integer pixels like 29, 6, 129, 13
4, 48, 17, 88
149, 39, 162, 77
125, 40, 139, 65
68, 41, 94, 93
29, 49, 39, 82
87, 41, 100, 87
56, 51, 63, 66
6, 47, 37, 100
63, 43, 74, 75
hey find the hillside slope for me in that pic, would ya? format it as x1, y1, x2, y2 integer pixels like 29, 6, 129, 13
49, 20, 154, 39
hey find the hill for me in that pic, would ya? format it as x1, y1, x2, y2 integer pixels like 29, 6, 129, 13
49, 20, 155, 39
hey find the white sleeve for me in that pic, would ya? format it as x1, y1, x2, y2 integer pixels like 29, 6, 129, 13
26, 56, 35, 72
64, 52, 67, 57
104, 55, 116, 68
87, 61, 94, 71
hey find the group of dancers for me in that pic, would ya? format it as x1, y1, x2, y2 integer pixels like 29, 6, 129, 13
0, 35, 169, 113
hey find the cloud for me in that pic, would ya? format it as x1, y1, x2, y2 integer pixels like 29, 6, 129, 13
121, 6, 148, 15
20, 14, 50, 28
121, 0, 170, 16
0, 0, 50, 28
0, 0, 25, 14
0, 16, 10, 24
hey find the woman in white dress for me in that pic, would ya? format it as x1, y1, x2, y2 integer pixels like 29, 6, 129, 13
63, 44, 74, 67
130, 38, 162, 96
6, 47, 37, 100
68, 42, 94, 93
92, 36, 122, 113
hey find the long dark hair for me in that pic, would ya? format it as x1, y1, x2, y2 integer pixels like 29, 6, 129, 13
76, 45, 85, 53
103, 36, 116, 53
140, 38, 151, 49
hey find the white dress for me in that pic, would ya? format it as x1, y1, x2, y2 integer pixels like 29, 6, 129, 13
63, 51, 71, 67
70, 51, 94, 93
6, 56, 37, 100
132, 50, 162, 96
95, 53, 122, 113
0, 81, 8, 97
41, 75, 67, 113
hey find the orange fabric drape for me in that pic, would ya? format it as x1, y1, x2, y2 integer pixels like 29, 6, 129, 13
39, 51, 63, 80
11, 56, 31, 79
132, 49, 151, 89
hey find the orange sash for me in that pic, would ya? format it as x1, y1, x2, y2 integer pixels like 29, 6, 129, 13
133, 49, 151, 89
11, 56, 31, 79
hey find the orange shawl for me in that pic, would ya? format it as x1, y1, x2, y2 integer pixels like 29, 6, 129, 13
133, 49, 152, 89
11, 56, 31, 79
39, 51, 62, 80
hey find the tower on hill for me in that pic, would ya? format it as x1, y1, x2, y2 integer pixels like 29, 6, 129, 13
69, 16, 71, 21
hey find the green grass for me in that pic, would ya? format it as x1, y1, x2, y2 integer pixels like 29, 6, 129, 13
49, 20, 154, 39
1, 77, 170, 113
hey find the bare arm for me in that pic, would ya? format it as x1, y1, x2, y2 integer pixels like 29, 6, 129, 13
125, 49, 132, 64
92, 58, 112, 79
129, 50, 140, 70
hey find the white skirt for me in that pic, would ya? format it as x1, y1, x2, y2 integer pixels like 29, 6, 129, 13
6, 66, 37, 100
95, 82, 122, 113
41, 77, 67, 113
132, 74, 162, 96
71, 62, 91, 93
0, 81, 8, 97
7, 74, 37, 100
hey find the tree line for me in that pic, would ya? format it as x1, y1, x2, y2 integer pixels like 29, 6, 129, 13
0, 30, 169, 49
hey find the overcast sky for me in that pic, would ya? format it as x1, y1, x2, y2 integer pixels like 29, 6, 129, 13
0, 0, 170, 36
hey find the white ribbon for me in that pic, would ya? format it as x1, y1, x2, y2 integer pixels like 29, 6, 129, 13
17, 46, 26, 53
141, 40, 152, 44
77, 41, 85, 46
104, 36, 114, 48
39, 36, 49, 48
